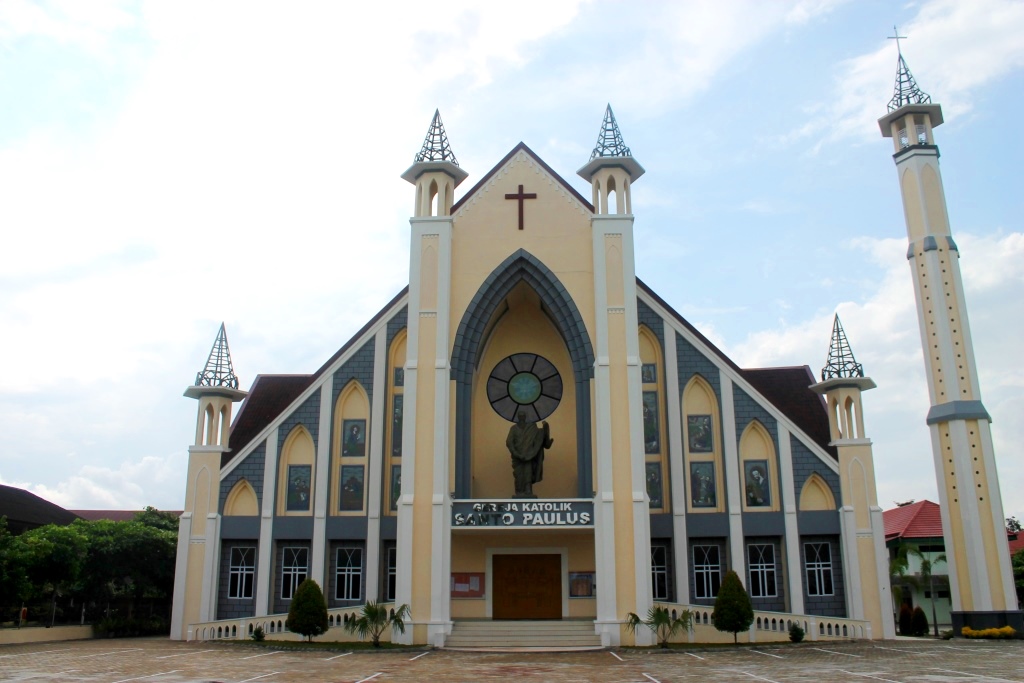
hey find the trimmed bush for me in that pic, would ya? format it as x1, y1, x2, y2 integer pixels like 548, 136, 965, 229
898, 604, 913, 635
285, 579, 329, 642
962, 625, 1017, 639
251, 625, 265, 642
911, 606, 929, 637
711, 570, 754, 643
789, 623, 805, 643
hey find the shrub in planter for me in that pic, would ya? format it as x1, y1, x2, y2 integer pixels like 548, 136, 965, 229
911, 606, 929, 637
285, 579, 329, 642
251, 625, 265, 642
789, 623, 805, 643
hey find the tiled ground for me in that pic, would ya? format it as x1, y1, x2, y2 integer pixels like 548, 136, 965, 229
0, 637, 1021, 682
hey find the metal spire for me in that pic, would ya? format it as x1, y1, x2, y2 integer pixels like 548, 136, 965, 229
589, 104, 632, 159
195, 323, 239, 389
414, 109, 460, 166
886, 26, 932, 113
821, 314, 864, 381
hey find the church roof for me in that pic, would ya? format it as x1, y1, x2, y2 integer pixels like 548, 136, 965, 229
0, 484, 81, 534
451, 142, 594, 214
225, 374, 313, 467
884, 499, 943, 541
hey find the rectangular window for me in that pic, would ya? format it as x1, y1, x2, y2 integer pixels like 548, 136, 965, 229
651, 542, 672, 601
228, 546, 256, 599
385, 544, 397, 602
690, 461, 717, 508
805, 542, 834, 596
693, 545, 721, 600
646, 462, 663, 509
643, 391, 660, 454
339, 465, 365, 511
748, 544, 776, 598
286, 465, 311, 511
281, 547, 308, 600
335, 547, 363, 601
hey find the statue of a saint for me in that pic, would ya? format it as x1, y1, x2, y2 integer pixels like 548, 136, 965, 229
506, 410, 553, 497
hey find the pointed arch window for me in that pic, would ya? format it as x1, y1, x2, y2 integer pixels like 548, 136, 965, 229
333, 381, 370, 514
683, 376, 722, 512
639, 327, 667, 511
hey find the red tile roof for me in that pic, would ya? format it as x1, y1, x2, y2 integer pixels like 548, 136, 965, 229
1009, 534, 1024, 555
884, 499, 944, 541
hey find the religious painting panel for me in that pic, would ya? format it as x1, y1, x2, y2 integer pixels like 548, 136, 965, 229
339, 465, 364, 511
687, 414, 713, 453
643, 391, 660, 454
286, 465, 311, 512
745, 460, 770, 507
569, 572, 596, 598
690, 461, 716, 508
641, 363, 657, 384
391, 395, 403, 457
393, 367, 404, 387
342, 419, 366, 458
646, 461, 663, 509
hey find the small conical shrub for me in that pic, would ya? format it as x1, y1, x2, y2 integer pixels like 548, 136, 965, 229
711, 570, 754, 643
285, 579, 329, 642
911, 606, 929, 637
898, 603, 914, 635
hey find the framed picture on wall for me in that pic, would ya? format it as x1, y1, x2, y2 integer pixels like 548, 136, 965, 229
340, 465, 364, 511
687, 415, 713, 453
689, 461, 716, 508
391, 395, 404, 458
286, 465, 311, 511
641, 363, 657, 384
744, 460, 770, 507
643, 391, 660, 454
342, 419, 366, 458
450, 572, 485, 598
569, 572, 595, 598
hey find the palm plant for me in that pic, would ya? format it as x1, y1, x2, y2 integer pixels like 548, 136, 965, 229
343, 601, 410, 647
908, 548, 946, 637
625, 605, 694, 648
888, 544, 917, 621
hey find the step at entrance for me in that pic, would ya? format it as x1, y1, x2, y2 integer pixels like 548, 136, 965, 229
445, 620, 602, 649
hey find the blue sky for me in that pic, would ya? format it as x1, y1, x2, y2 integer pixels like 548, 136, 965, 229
1, 0, 1022, 522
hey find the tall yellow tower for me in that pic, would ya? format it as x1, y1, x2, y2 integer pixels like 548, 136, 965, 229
810, 316, 895, 639
171, 324, 247, 640
878, 45, 1021, 633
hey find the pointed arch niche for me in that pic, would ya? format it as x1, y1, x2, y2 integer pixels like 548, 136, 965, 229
738, 421, 780, 512
277, 425, 315, 516
639, 326, 668, 512
332, 380, 370, 514
798, 473, 836, 512
682, 375, 724, 513
224, 479, 259, 516
451, 249, 595, 499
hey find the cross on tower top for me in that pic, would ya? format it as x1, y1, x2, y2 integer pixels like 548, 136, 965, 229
888, 25, 907, 55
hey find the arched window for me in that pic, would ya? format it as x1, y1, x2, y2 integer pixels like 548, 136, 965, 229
386, 330, 406, 515
639, 326, 667, 512
739, 420, 778, 512
683, 375, 722, 512
278, 425, 315, 515
333, 381, 370, 514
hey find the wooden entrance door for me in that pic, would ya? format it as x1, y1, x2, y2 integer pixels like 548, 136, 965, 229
492, 553, 562, 620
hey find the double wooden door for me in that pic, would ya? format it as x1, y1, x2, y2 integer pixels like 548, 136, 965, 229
491, 553, 562, 620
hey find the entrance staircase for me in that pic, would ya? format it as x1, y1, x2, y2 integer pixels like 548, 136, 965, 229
445, 620, 602, 650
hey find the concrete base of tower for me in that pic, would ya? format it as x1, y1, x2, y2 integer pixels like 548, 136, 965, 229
951, 610, 1024, 636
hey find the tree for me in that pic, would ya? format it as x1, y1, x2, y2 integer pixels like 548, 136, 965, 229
344, 601, 410, 648
16, 523, 88, 626
908, 548, 945, 637
888, 544, 917, 622
1007, 517, 1022, 533
285, 579, 329, 642
625, 606, 693, 648
911, 606, 929, 637
0, 518, 28, 619
898, 603, 913, 635
133, 507, 180, 533
1012, 548, 1024, 606
711, 570, 754, 643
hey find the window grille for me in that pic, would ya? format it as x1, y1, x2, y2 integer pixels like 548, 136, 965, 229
805, 542, 834, 596
335, 547, 363, 601
651, 543, 672, 601
748, 544, 776, 598
281, 547, 308, 600
228, 546, 256, 599
693, 545, 722, 599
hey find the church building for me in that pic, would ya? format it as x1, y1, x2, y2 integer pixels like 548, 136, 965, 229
170, 103, 900, 646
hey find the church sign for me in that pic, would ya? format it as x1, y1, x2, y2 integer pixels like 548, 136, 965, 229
452, 500, 594, 528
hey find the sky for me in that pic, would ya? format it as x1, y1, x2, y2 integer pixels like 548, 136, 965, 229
1, 0, 1022, 523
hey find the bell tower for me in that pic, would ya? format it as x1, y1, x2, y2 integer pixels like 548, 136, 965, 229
397, 111, 468, 645
171, 323, 247, 640
878, 39, 1021, 633
810, 315, 895, 639
577, 105, 652, 645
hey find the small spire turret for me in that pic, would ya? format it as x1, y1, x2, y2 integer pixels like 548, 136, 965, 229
577, 104, 644, 212
821, 315, 864, 381
195, 323, 239, 389
590, 104, 632, 159
887, 52, 932, 113
414, 110, 460, 166
402, 109, 468, 216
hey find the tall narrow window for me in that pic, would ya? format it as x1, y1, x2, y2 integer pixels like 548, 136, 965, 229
805, 542, 834, 596
693, 545, 722, 600
281, 547, 308, 600
651, 542, 672, 601
335, 547, 363, 601
748, 544, 776, 598
384, 544, 398, 602
228, 546, 256, 599
639, 327, 667, 511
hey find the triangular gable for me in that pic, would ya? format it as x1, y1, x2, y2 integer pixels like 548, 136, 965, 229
637, 279, 837, 469
450, 142, 595, 215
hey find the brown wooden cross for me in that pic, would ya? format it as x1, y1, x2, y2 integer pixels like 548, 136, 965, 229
504, 184, 537, 230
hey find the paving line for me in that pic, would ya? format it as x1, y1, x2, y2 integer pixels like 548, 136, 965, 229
409, 651, 430, 661
241, 651, 283, 659
609, 651, 624, 661
325, 652, 352, 660
80, 648, 144, 659
811, 647, 862, 657
750, 649, 784, 659
872, 646, 930, 655
682, 652, 705, 660
642, 674, 661, 683
0, 649, 71, 659
53, 670, 80, 675
111, 669, 181, 683
839, 670, 902, 683
155, 649, 216, 659
735, 671, 782, 683
236, 672, 281, 683
355, 674, 383, 683
929, 668, 1022, 683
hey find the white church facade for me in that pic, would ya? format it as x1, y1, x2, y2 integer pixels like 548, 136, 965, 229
169, 51, 1019, 646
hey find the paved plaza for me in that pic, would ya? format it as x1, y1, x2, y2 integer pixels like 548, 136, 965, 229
0, 637, 1021, 682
